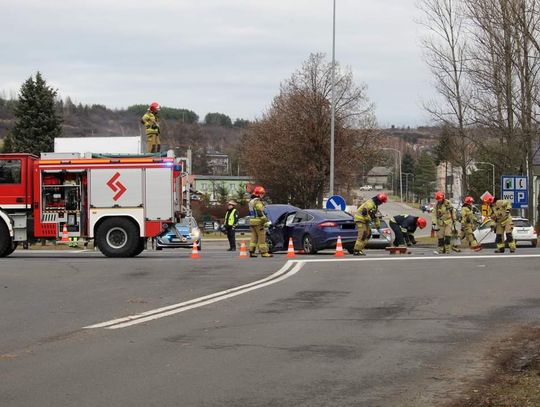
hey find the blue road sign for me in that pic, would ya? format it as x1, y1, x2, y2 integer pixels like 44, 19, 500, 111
501, 175, 528, 209
325, 195, 346, 211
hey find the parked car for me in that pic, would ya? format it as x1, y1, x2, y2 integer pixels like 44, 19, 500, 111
267, 209, 358, 254
359, 185, 373, 191
473, 217, 537, 247
155, 216, 202, 250
421, 202, 434, 213
366, 219, 392, 249
234, 204, 300, 237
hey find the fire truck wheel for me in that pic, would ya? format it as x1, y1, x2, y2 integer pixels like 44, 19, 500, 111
133, 238, 145, 256
0, 221, 14, 257
96, 218, 140, 258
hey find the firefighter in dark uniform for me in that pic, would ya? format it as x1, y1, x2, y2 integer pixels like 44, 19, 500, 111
248, 186, 272, 257
460, 196, 481, 251
432, 191, 459, 254
389, 215, 427, 247
353, 193, 387, 256
141, 102, 161, 153
223, 200, 239, 251
484, 195, 515, 253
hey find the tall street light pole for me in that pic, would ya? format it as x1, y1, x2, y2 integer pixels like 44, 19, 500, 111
329, 0, 336, 196
402, 172, 414, 202
382, 148, 402, 202
476, 161, 495, 197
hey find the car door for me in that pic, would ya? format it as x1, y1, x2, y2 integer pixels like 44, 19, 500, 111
268, 212, 294, 251
289, 211, 309, 246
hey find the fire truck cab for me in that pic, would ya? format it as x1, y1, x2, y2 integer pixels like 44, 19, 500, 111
0, 151, 184, 257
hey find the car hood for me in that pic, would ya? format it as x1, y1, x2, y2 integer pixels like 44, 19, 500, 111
265, 204, 300, 223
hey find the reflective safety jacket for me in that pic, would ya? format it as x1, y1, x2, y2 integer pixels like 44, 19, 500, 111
491, 200, 512, 225
354, 199, 381, 228
432, 199, 456, 227
141, 111, 160, 135
460, 205, 478, 229
248, 197, 267, 226
390, 214, 418, 244
390, 214, 418, 234
224, 208, 238, 227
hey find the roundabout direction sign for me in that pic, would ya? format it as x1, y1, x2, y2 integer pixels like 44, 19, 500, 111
325, 195, 346, 211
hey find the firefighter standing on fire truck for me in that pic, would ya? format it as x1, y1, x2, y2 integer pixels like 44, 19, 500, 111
248, 186, 272, 258
484, 195, 515, 253
432, 191, 459, 254
353, 193, 387, 256
460, 196, 482, 252
141, 102, 161, 153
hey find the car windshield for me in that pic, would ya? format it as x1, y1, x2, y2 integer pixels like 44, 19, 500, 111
179, 217, 198, 228
514, 219, 531, 227
369, 220, 389, 228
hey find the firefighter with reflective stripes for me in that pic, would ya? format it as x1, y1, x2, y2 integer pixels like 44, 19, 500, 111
460, 196, 481, 252
353, 193, 387, 256
484, 195, 515, 253
432, 191, 458, 254
248, 186, 272, 257
141, 102, 161, 153
389, 215, 427, 247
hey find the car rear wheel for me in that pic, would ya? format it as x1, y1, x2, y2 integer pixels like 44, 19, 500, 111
302, 234, 317, 254
532, 240, 537, 248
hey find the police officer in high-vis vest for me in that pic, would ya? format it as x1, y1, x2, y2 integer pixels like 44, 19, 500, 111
484, 195, 515, 253
432, 191, 458, 254
141, 102, 161, 153
353, 193, 387, 256
248, 186, 272, 258
460, 196, 481, 252
223, 200, 239, 251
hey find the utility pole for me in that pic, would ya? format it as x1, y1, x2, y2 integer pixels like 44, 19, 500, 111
329, 0, 336, 196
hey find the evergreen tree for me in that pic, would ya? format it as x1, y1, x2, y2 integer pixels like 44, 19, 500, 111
12, 72, 62, 155
1, 132, 14, 153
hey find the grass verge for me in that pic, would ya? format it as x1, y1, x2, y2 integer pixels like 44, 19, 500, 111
448, 326, 540, 407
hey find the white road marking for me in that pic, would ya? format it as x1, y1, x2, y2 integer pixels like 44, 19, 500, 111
84, 261, 304, 330
298, 253, 540, 263
83, 252, 540, 330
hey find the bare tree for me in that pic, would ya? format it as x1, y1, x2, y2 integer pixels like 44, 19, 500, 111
240, 53, 377, 208
418, 0, 474, 196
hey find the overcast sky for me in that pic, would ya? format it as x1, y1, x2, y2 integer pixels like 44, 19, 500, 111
1, 0, 434, 127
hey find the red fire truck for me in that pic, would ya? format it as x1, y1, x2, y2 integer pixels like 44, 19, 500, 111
0, 152, 185, 257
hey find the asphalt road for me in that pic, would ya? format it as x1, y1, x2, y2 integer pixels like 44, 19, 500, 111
1, 242, 540, 406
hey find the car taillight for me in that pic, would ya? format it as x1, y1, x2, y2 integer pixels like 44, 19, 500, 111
382, 228, 391, 235
319, 222, 337, 228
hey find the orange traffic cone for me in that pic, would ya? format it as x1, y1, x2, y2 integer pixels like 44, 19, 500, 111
60, 224, 69, 243
191, 241, 200, 259
287, 237, 296, 258
335, 235, 345, 257
239, 241, 248, 259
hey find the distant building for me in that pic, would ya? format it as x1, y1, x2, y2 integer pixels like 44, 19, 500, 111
193, 175, 252, 201
366, 166, 392, 187
206, 150, 229, 175
436, 162, 463, 203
